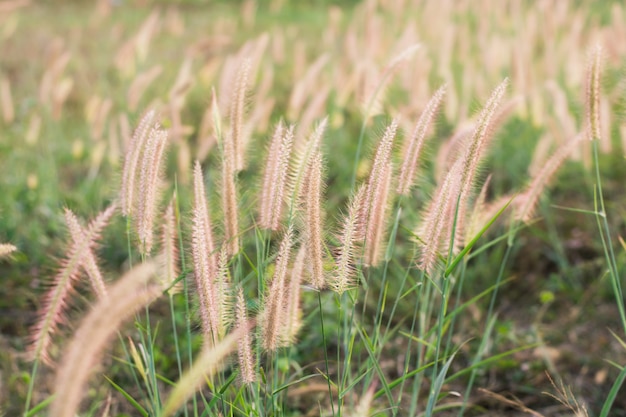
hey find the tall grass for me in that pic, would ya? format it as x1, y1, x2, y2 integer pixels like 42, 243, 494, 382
2, 1, 625, 416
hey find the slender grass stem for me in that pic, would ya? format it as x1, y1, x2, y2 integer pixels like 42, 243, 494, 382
23, 359, 39, 417
318, 291, 336, 416
592, 140, 626, 333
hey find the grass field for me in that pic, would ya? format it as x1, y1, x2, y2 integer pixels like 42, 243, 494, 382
1, 0, 626, 416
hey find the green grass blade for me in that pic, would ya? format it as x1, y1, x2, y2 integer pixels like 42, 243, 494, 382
599, 365, 626, 417
24, 395, 54, 417
446, 344, 539, 382
104, 375, 149, 417
425, 352, 456, 416
356, 324, 394, 406
272, 374, 322, 395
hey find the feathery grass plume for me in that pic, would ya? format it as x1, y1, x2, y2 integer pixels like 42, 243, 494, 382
120, 109, 155, 217
417, 161, 459, 273
288, 117, 328, 205
160, 324, 250, 417
29, 205, 116, 365
221, 72, 243, 255
397, 85, 446, 195
221, 140, 240, 256
260, 122, 295, 230
214, 249, 233, 341
161, 198, 180, 293
235, 287, 256, 384
331, 186, 366, 295
136, 125, 168, 255
516, 136, 582, 223
191, 160, 221, 346
365, 162, 393, 267
585, 46, 602, 141
448, 78, 509, 250
262, 225, 294, 351
362, 119, 398, 267
259, 121, 284, 228
0, 243, 16, 258
65, 209, 107, 299
49, 261, 163, 417
229, 59, 251, 171
283, 245, 306, 344
301, 150, 326, 289
458, 78, 509, 201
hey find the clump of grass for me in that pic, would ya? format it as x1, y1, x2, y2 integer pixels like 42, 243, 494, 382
10, 2, 626, 416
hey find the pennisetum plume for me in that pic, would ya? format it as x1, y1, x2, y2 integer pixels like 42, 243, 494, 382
301, 149, 326, 289
417, 160, 458, 273
136, 125, 168, 255
191, 161, 221, 347
585, 46, 602, 142
161, 198, 180, 292
221, 62, 249, 255
235, 287, 256, 384
230, 59, 251, 171
28, 205, 116, 365
261, 225, 294, 351
331, 186, 365, 295
397, 85, 446, 196
214, 249, 233, 342
444, 78, 509, 256
65, 209, 108, 299
259, 122, 294, 231
288, 118, 328, 208
120, 110, 155, 217
362, 119, 398, 267
452, 78, 509, 241
283, 245, 306, 343
221, 136, 240, 256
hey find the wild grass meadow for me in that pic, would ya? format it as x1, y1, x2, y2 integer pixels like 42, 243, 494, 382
1, 0, 626, 416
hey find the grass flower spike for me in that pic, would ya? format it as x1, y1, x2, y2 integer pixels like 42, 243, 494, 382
28, 205, 116, 365
261, 225, 294, 351
397, 85, 446, 196
363, 118, 398, 267
302, 149, 326, 289
260, 122, 294, 231
136, 125, 168, 255
191, 161, 221, 346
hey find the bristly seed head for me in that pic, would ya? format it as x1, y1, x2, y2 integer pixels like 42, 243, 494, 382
397, 85, 446, 196
585, 46, 602, 142
331, 186, 365, 295
261, 225, 294, 351
120, 109, 155, 217
235, 287, 256, 384
362, 118, 398, 267
302, 150, 326, 289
